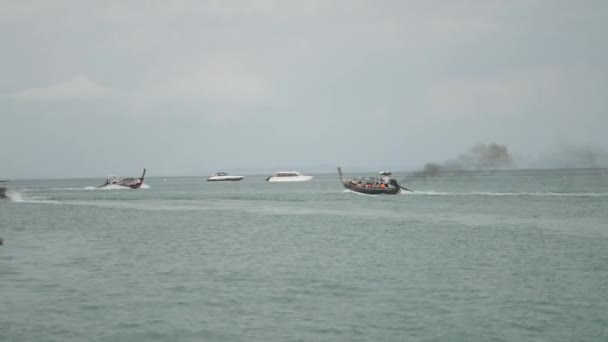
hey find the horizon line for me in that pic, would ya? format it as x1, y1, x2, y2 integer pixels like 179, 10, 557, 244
3, 166, 607, 181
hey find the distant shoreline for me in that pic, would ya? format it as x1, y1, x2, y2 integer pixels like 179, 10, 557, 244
3, 167, 607, 181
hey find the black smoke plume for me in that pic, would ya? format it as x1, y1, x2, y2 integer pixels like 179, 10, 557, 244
536, 144, 604, 168
413, 143, 513, 177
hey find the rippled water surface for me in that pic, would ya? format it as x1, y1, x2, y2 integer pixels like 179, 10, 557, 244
1, 169, 607, 341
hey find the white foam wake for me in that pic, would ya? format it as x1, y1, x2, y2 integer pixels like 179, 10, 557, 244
5, 191, 59, 203
342, 189, 379, 197
93, 183, 150, 190
6, 191, 24, 202
97, 184, 131, 190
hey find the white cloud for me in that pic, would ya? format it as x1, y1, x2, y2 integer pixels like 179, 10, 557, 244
7, 75, 112, 101
138, 58, 275, 106
1, 0, 607, 177
422, 67, 567, 117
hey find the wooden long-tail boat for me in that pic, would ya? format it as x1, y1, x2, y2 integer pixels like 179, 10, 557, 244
337, 167, 412, 195
99, 169, 146, 189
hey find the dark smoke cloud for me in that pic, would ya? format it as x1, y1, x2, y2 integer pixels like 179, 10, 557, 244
413, 143, 513, 177
416, 163, 442, 177
536, 144, 605, 168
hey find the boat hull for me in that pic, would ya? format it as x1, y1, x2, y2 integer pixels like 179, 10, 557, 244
342, 182, 400, 195
207, 176, 244, 182
99, 179, 144, 189
124, 180, 144, 189
267, 175, 313, 182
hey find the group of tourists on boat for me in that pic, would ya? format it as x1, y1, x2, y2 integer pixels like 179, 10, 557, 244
348, 177, 391, 190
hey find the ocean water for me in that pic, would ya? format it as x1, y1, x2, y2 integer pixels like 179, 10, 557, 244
1, 169, 607, 341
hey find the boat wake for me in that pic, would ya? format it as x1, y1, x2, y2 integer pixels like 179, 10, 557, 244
5, 191, 23, 202
94, 183, 150, 190
407, 191, 608, 197
98, 184, 132, 190
342, 189, 379, 197
21, 185, 151, 191
5, 191, 59, 203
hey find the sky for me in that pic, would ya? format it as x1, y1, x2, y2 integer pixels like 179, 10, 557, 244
1, 0, 607, 179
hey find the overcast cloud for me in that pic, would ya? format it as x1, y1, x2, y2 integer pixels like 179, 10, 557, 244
1, 0, 607, 178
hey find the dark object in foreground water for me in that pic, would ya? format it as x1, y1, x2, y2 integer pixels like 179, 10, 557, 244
0, 238, 3, 245
0, 180, 7, 199
337, 167, 412, 195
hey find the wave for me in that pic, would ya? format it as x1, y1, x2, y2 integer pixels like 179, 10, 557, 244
407, 191, 608, 197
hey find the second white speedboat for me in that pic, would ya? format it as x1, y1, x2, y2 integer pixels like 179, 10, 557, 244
266, 171, 313, 182
207, 172, 244, 182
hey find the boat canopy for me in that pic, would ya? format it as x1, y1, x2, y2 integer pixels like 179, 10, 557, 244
274, 171, 302, 177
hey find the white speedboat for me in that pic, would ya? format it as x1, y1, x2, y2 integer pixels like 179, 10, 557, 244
207, 172, 244, 182
266, 171, 313, 182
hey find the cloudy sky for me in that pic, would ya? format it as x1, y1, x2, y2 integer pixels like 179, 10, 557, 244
1, 0, 607, 178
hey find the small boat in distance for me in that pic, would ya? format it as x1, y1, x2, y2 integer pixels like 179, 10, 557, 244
207, 172, 244, 182
99, 169, 146, 189
0, 180, 7, 199
266, 171, 313, 182
337, 167, 412, 195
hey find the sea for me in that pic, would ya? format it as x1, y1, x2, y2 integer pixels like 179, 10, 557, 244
1, 169, 607, 342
